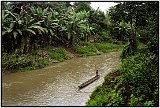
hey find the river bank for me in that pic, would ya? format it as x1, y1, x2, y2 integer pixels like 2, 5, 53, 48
86, 45, 158, 106
2, 42, 124, 75
2, 51, 121, 106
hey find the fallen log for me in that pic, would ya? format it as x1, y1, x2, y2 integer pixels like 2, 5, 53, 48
78, 70, 100, 89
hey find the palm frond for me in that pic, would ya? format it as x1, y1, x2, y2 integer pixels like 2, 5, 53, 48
25, 29, 36, 35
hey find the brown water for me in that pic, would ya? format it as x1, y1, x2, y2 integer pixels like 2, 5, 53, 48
2, 52, 121, 106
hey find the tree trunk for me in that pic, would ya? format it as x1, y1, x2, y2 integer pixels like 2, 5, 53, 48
128, 18, 136, 54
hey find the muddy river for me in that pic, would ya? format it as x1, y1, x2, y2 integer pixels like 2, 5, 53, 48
2, 51, 121, 106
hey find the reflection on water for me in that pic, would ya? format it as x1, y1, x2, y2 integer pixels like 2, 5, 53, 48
2, 52, 121, 106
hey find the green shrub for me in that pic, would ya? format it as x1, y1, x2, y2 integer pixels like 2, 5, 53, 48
143, 100, 155, 106
38, 58, 49, 68
94, 43, 123, 53
86, 69, 124, 106
87, 44, 158, 106
87, 90, 124, 106
121, 51, 158, 106
48, 48, 71, 61
74, 44, 98, 56
100, 31, 112, 41
87, 94, 107, 106
2, 47, 73, 73
129, 95, 144, 106
74, 42, 124, 56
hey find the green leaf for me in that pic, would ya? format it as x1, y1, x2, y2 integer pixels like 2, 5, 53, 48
26, 29, 36, 35
35, 21, 43, 25
43, 7, 48, 15
7, 28, 13, 33
50, 8, 54, 13
29, 25, 44, 33
2, 31, 7, 36
13, 31, 18, 39
49, 29, 54, 36
16, 29, 22, 35
52, 23, 59, 26
10, 22, 15, 29
2, 10, 6, 21
68, 32, 71, 40
44, 28, 48, 34
38, 29, 42, 35
30, 19, 35, 23
18, 20, 23, 25
8, 11, 17, 20
60, 27, 67, 31
3, 27, 8, 31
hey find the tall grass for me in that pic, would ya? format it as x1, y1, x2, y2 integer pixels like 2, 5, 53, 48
2, 47, 72, 73
74, 42, 124, 56
47, 48, 71, 61
2, 42, 124, 73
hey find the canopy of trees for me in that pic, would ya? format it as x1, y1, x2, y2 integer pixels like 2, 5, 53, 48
2, 2, 108, 54
2, 1, 159, 106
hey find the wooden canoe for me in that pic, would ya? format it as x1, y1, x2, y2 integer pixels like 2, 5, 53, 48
78, 75, 100, 89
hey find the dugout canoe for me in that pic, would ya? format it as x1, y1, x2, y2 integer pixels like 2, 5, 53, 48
78, 70, 100, 89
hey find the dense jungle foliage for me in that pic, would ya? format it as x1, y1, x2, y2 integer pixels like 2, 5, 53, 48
2, 2, 125, 73
86, 1, 159, 107
1, 1, 159, 106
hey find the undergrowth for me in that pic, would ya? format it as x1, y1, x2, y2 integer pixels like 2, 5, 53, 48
2, 42, 124, 74
2, 47, 72, 73
74, 42, 124, 56
86, 45, 158, 106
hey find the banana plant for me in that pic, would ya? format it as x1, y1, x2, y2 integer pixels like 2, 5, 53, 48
41, 8, 62, 45
30, 6, 67, 47
80, 24, 95, 42
2, 7, 47, 52
2, 9, 45, 37
66, 10, 91, 45
30, 6, 49, 22
2, 10, 22, 38
22, 11, 46, 52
